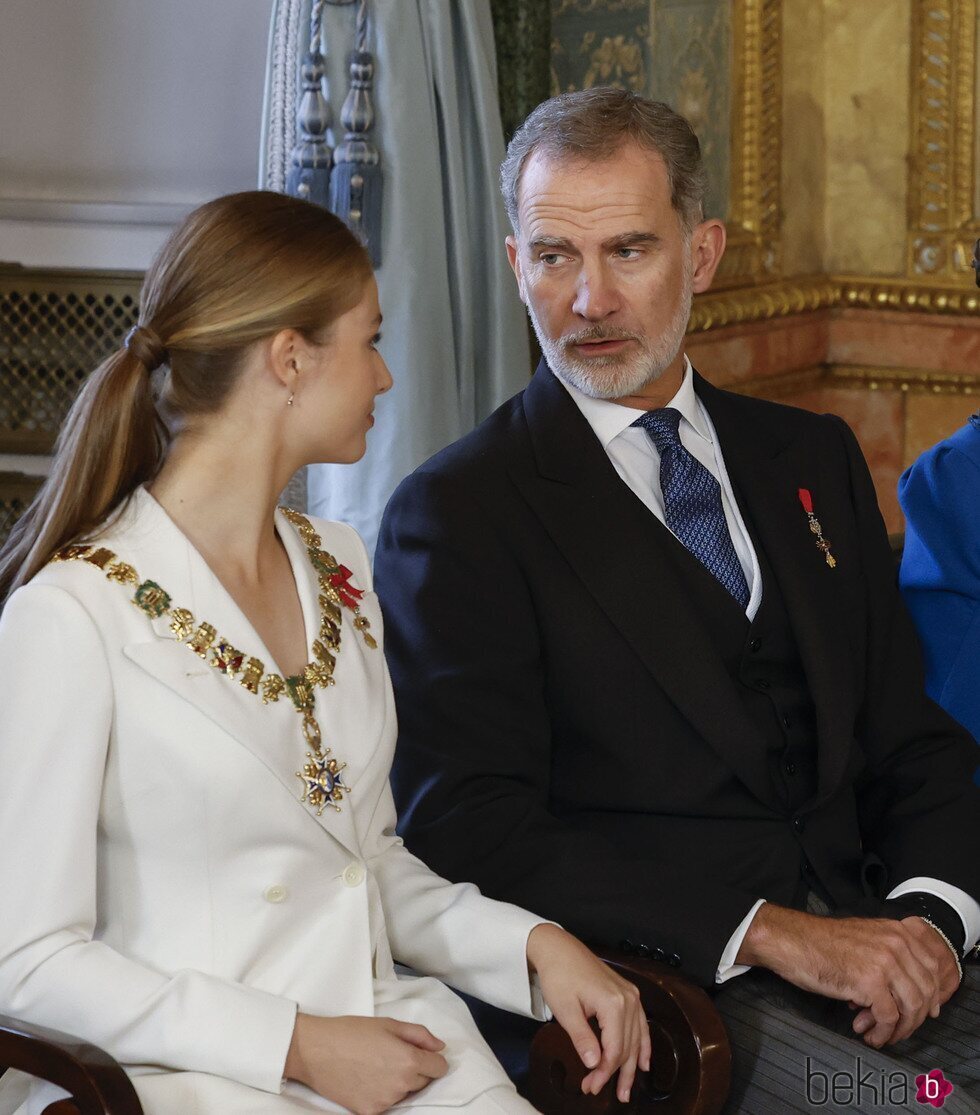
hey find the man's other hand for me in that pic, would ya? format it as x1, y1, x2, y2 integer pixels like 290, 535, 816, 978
736, 905, 960, 1047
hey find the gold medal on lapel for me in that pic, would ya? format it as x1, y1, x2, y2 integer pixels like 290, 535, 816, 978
798, 488, 837, 568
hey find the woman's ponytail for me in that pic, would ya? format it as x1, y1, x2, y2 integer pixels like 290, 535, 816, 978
0, 336, 168, 604
0, 189, 372, 606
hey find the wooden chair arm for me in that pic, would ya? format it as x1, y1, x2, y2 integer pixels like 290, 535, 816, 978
528, 949, 731, 1115
0, 1014, 143, 1115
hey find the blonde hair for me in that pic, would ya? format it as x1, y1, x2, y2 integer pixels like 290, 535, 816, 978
0, 190, 372, 603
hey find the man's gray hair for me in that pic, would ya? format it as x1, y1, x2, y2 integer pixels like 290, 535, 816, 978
501, 87, 708, 234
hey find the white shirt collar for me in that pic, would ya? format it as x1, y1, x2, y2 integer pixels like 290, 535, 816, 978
555, 357, 711, 450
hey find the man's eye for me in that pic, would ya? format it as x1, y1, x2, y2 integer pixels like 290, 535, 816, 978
539, 253, 564, 266
616, 248, 641, 260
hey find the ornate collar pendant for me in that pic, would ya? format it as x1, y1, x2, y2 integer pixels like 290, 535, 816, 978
290, 685, 350, 815
52, 508, 375, 818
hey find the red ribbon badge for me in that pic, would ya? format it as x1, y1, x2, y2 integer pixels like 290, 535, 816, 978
329, 565, 365, 610
798, 489, 837, 568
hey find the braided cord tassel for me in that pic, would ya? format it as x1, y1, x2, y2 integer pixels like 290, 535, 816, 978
329, 0, 383, 265
285, 0, 333, 207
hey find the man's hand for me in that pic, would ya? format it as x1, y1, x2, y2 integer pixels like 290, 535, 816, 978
848, 917, 961, 1042
736, 905, 960, 1048
527, 923, 652, 1103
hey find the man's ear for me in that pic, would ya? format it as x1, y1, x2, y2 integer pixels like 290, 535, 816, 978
689, 219, 726, 294
506, 235, 528, 304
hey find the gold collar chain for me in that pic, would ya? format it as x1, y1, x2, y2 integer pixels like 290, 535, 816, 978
51, 508, 377, 816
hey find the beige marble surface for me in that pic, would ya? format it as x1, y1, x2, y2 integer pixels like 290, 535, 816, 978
822, 0, 910, 275
781, 0, 911, 277
904, 394, 978, 467
781, 0, 827, 276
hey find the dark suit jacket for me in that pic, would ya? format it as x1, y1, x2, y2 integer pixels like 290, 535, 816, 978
900, 416, 980, 769
375, 364, 980, 988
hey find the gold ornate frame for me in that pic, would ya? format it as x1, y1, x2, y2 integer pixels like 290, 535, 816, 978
908, 0, 980, 277
716, 0, 782, 287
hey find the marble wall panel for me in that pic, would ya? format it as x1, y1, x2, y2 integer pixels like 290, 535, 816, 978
687, 314, 829, 385
821, 0, 910, 276
782, 384, 905, 532
828, 310, 980, 374
781, 0, 826, 276
904, 394, 979, 469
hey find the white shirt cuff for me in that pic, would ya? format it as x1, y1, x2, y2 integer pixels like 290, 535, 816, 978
886, 877, 980, 954
715, 899, 766, 984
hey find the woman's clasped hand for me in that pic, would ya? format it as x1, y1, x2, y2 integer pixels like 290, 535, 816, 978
526, 924, 652, 1102
284, 1015, 450, 1115
285, 924, 651, 1114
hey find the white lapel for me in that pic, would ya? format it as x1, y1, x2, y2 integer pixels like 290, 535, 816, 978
111, 489, 362, 854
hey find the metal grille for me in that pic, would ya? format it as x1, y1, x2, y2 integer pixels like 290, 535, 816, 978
0, 265, 143, 453
0, 472, 43, 548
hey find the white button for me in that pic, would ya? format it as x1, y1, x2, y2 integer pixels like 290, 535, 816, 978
343, 862, 365, 888
263, 884, 288, 904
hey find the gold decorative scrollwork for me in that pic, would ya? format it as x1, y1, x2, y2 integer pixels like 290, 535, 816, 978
908, 0, 980, 277
727, 364, 980, 400
719, 0, 782, 287
829, 365, 980, 395
688, 274, 980, 333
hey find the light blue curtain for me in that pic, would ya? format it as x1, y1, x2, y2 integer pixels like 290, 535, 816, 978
261, 0, 530, 553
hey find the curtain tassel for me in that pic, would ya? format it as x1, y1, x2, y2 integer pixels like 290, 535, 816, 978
330, 3, 382, 266
285, 49, 333, 208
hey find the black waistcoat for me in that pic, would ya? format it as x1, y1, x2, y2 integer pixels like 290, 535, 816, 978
652, 508, 819, 816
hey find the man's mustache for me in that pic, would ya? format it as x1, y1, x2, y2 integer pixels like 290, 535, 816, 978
562, 326, 640, 348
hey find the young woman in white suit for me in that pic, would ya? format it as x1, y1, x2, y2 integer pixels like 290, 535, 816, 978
0, 192, 649, 1115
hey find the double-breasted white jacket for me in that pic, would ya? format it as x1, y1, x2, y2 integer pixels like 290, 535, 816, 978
0, 488, 548, 1114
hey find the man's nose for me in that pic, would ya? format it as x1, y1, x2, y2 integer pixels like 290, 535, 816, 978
571, 265, 621, 320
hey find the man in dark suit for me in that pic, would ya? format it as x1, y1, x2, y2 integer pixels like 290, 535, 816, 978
374, 89, 980, 1110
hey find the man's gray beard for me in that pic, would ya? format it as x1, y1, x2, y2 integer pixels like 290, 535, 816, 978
529, 279, 693, 401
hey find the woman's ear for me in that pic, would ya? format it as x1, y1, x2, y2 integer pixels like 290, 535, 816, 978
268, 329, 302, 390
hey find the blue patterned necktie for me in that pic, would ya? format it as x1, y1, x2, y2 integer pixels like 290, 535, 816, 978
632, 408, 750, 608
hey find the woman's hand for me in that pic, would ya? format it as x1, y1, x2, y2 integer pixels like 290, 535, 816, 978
284, 1012, 448, 1115
526, 923, 651, 1103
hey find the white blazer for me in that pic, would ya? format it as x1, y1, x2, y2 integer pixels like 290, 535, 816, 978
0, 488, 547, 1114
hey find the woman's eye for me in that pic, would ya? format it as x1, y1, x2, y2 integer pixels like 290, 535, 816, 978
370, 332, 383, 348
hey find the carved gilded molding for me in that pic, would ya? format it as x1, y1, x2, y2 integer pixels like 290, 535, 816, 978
829, 365, 980, 395
908, 0, 980, 277
720, 0, 782, 286
688, 274, 980, 333
727, 364, 980, 399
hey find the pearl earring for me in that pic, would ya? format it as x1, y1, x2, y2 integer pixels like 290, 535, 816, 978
287, 392, 294, 407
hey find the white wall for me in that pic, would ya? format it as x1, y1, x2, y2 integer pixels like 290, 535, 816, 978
0, 0, 276, 270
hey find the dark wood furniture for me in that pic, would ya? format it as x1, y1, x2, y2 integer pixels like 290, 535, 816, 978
1, 948, 730, 1115
0, 1014, 142, 1114
529, 949, 731, 1115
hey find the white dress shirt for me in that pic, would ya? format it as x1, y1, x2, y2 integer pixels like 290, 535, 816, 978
556, 360, 980, 979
